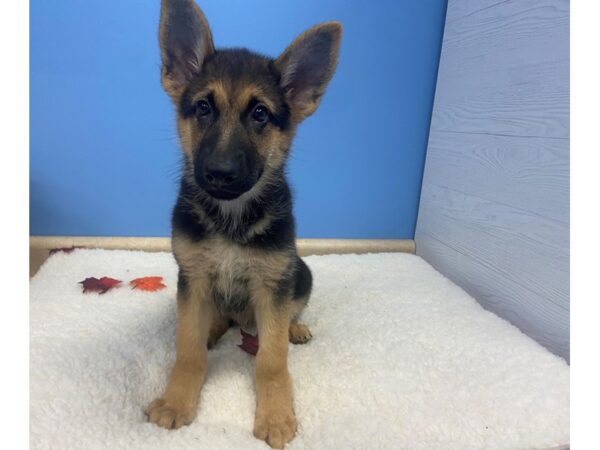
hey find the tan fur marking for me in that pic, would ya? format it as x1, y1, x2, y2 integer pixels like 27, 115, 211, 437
260, 130, 293, 166
235, 84, 278, 114
207, 312, 230, 349
246, 213, 274, 239
192, 80, 229, 108
177, 117, 198, 159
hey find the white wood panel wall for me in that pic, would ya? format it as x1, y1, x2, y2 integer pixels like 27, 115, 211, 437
415, 0, 569, 360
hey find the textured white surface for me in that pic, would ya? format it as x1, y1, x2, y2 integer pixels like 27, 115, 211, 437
30, 249, 569, 449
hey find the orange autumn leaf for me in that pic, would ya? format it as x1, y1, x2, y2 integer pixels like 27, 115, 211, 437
130, 276, 166, 292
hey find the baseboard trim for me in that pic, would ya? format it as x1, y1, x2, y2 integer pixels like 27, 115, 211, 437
30, 236, 415, 277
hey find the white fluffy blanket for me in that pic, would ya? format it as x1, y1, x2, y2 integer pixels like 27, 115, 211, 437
30, 249, 569, 449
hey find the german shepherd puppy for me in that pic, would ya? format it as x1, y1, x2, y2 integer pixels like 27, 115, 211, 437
145, 1, 341, 447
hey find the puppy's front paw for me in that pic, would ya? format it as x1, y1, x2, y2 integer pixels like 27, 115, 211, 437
145, 398, 196, 430
253, 407, 297, 449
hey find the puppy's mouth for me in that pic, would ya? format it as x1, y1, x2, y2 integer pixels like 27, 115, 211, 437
204, 187, 245, 201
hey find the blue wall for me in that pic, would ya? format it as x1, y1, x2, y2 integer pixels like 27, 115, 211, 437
30, 0, 446, 238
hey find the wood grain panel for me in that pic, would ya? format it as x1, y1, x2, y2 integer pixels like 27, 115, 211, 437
444, 0, 508, 24
431, 0, 569, 138
425, 131, 569, 221
418, 184, 569, 314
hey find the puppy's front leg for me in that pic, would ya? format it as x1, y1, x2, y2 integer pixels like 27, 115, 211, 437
253, 296, 296, 449
146, 274, 212, 429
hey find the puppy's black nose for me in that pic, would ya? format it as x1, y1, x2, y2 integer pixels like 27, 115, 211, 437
204, 159, 239, 188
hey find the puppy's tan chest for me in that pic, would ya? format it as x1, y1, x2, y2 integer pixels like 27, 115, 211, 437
177, 237, 250, 297
207, 241, 255, 285
174, 235, 290, 294
174, 237, 274, 322
176, 237, 243, 274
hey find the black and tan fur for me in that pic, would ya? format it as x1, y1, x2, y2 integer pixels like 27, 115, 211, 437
145, 1, 341, 448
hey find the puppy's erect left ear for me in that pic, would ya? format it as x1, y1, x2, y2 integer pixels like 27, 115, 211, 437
159, 0, 214, 99
275, 22, 342, 121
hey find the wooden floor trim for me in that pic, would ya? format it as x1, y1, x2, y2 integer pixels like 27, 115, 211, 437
30, 236, 415, 277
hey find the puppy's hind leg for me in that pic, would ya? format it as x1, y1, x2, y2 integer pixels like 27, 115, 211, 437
288, 297, 312, 344
288, 256, 312, 345
289, 322, 312, 345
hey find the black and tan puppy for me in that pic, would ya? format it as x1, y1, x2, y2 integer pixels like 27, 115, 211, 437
145, 0, 341, 447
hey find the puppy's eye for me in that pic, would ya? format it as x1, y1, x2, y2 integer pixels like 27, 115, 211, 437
196, 100, 212, 116
251, 104, 269, 124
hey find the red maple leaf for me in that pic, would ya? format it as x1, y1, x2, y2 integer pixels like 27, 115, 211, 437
130, 276, 166, 292
79, 277, 122, 294
238, 329, 259, 356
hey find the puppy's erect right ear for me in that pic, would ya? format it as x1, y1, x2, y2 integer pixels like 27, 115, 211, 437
159, 0, 214, 99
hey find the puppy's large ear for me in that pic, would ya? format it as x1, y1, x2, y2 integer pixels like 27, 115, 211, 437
275, 22, 342, 121
159, 0, 214, 99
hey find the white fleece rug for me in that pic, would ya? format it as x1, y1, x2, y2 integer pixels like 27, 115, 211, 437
30, 249, 569, 450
